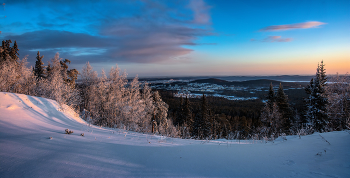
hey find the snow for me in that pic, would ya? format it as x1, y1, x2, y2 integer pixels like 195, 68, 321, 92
1, 92, 349, 178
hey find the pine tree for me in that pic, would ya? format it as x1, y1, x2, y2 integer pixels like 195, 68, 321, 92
9, 41, 19, 61
60, 59, 70, 84
305, 60, 328, 132
1, 40, 15, 63
276, 83, 293, 132
175, 97, 185, 126
67, 69, 79, 86
34, 51, 45, 79
183, 96, 193, 134
201, 94, 211, 138
58, 59, 78, 87
267, 82, 275, 110
192, 94, 211, 139
266, 82, 275, 106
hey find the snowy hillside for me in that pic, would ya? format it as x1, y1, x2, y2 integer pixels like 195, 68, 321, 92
0, 92, 349, 178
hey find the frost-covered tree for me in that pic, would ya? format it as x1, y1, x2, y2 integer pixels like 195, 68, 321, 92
90, 69, 109, 126
305, 60, 328, 132
107, 65, 127, 128
42, 53, 80, 107
0, 56, 35, 94
80, 62, 98, 110
140, 82, 155, 132
14, 56, 36, 95
153, 91, 169, 135
0, 58, 18, 92
260, 102, 283, 138
124, 76, 146, 131
326, 73, 350, 130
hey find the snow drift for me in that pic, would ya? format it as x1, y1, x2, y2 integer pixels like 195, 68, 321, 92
0, 92, 349, 177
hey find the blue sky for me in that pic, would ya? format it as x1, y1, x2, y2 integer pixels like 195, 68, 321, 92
0, 0, 349, 77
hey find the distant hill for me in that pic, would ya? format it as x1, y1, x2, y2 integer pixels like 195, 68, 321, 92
190, 78, 306, 88
190, 78, 231, 85
139, 75, 314, 83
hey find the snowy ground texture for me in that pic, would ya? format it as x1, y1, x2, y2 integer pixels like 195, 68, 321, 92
1, 92, 349, 178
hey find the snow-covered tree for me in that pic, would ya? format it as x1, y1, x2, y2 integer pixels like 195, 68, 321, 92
153, 91, 169, 135
42, 53, 80, 107
14, 56, 36, 95
124, 76, 145, 131
305, 60, 328, 132
140, 82, 155, 132
0, 56, 35, 94
260, 102, 283, 138
326, 73, 350, 130
80, 62, 98, 111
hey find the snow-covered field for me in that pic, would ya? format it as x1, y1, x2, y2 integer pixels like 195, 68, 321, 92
1, 92, 349, 178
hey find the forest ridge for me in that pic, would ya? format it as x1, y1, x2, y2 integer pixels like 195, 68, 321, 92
1, 40, 349, 140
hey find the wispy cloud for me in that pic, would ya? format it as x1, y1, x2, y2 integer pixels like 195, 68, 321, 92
260, 21, 326, 31
251, 36, 292, 42
188, 0, 211, 25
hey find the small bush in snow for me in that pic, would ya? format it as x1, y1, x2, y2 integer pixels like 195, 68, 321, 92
65, 129, 74, 134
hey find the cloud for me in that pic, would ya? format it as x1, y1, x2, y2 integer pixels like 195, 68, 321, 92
188, 0, 211, 24
5, 30, 111, 49
260, 21, 326, 31
3, 0, 214, 64
251, 36, 293, 43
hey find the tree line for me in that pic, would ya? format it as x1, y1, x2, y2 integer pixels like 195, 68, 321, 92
1, 40, 349, 140
157, 61, 349, 140
0, 40, 178, 137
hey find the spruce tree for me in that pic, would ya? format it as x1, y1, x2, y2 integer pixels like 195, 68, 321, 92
34, 51, 45, 79
201, 94, 211, 138
305, 61, 328, 132
1, 40, 13, 63
183, 96, 193, 133
276, 83, 293, 132
175, 97, 185, 126
9, 41, 19, 61
58, 59, 78, 87
267, 82, 275, 111
60, 59, 70, 84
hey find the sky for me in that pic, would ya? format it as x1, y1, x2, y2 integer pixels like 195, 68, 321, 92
0, 0, 349, 77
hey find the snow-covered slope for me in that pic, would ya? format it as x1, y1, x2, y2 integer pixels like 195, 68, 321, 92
0, 92, 349, 178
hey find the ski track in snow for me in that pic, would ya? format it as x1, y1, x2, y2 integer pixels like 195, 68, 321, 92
0, 92, 349, 178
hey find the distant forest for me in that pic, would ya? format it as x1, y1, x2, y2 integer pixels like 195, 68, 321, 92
1, 40, 349, 140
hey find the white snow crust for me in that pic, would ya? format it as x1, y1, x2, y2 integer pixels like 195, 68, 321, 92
0, 92, 349, 177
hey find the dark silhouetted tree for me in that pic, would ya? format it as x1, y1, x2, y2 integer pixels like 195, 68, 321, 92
34, 51, 45, 79
276, 83, 293, 132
